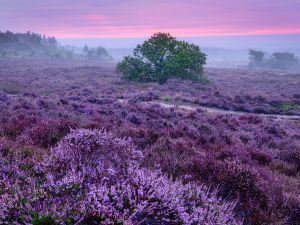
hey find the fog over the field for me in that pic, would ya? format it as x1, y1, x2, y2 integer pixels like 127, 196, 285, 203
59, 35, 300, 68
2, 0, 300, 68
59, 35, 300, 49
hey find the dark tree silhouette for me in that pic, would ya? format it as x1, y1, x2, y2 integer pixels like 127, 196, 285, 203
248, 49, 265, 68
0, 31, 112, 60
270, 52, 299, 70
248, 49, 300, 71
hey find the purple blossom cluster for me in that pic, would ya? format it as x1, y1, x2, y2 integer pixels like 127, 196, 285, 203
0, 59, 300, 224
0, 129, 242, 224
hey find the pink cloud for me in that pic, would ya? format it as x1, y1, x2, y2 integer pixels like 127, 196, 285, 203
1, 0, 300, 38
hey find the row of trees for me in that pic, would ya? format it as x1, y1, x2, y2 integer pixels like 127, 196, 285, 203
0, 31, 112, 60
0, 31, 57, 47
249, 49, 300, 70
83, 45, 112, 60
0, 31, 61, 57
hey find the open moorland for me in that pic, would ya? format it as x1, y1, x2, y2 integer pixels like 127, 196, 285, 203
1, 58, 300, 224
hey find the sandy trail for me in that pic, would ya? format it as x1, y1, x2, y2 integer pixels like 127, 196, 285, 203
119, 99, 300, 121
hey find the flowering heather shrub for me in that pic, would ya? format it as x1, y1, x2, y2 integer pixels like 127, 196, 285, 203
83, 168, 241, 225
23, 118, 77, 147
280, 148, 300, 171
0, 140, 47, 224
49, 129, 143, 176
0, 115, 37, 138
192, 158, 285, 221
146, 137, 298, 223
144, 136, 197, 176
0, 91, 8, 103
0, 129, 241, 224
130, 91, 159, 103
1, 98, 299, 224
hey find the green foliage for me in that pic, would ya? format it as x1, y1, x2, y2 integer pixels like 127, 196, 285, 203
31, 213, 57, 225
281, 103, 300, 112
162, 96, 170, 102
117, 32, 207, 84
116, 56, 153, 82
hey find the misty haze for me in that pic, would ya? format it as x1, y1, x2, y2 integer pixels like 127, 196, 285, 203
1, 1, 300, 225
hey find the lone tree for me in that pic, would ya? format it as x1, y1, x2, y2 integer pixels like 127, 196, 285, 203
117, 33, 207, 84
248, 49, 265, 68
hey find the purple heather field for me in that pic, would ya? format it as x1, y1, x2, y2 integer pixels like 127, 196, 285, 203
2, 0, 300, 222
0, 58, 300, 224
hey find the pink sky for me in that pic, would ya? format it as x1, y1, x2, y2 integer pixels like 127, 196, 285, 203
1, 0, 300, 38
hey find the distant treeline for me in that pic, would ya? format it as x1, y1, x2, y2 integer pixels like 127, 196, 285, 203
0, 31, 112, 60
248, 49, 300, 71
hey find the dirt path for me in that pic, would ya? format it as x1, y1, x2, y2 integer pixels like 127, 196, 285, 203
151, 100, 300, 121
119, 99, 300, 121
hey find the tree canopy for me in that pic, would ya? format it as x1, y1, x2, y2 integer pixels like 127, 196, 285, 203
117, 33, 207, 84
249, 49, 265, 67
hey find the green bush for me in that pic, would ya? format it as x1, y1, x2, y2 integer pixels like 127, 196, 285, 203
117, 33, 207, 84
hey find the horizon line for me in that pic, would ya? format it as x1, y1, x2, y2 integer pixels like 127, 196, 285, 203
2, 29, 300, 39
